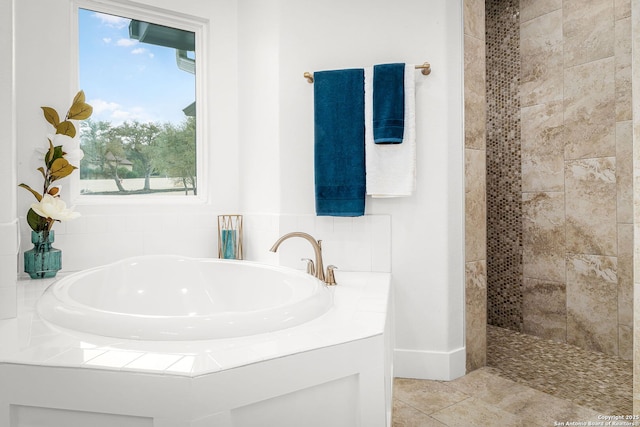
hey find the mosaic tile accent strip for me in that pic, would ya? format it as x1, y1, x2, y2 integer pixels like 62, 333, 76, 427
485, 0, 523, 332
487, 325, 632, 414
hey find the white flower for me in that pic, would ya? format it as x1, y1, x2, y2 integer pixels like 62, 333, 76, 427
48, 133, 85, 165
31, 194, 80, 222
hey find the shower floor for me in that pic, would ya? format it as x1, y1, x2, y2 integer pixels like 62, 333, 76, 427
487, 325, 632, 414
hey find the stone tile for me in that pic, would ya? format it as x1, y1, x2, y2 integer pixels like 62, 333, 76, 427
522, 191, 565, 282
521, 102, 564, 192
615, 0, 632, 20
617, 224, 633, 327
431, 397, 524, 427
616, 121, 633, 223
464, 35, 486, 150
520, 10, 563, 107
563, 58, 616, 160
448, 367, 528, 399
393, 378, 469, 415
522, 278, 566, 342
565, 157, 617, 256
392, 399, 447, 427
566, 254, 618, 355
615, 17, 632, 122
619, 325, 632, 361
465, 149, 486, 262
563, 0, 615, 67
463, 0, 485, 40
465, 260, 486, 372
488, 325, 632, 414
520, 0, 561, 23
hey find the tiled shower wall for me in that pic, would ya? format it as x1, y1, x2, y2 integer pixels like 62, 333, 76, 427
485, 0, 522, 332
484, 0, 633, 360
464, 0, 487, 372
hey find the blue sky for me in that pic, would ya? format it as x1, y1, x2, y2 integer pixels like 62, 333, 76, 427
78, 9, 195, 125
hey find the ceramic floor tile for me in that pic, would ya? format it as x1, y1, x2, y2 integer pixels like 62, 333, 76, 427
487, 325, 632, 414
392, 399, 447, 427
393, 378, 469, 415
431, 396, 524, 427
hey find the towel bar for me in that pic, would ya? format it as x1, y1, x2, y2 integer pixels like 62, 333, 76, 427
303, 62, 431, 83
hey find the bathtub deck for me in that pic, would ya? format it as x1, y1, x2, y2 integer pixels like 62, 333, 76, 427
0, 269, 393, 427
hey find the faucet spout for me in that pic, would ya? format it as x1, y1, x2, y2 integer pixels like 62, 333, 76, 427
270, 232, 325, 282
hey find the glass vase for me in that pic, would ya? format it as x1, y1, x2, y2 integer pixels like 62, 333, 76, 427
24, 230, 62, 279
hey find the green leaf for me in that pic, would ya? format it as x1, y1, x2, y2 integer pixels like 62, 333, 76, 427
68, 102, 93, 120
41, 107, 60, 128
49, 158, 76, 180
72, 90, 86, 105
45, 139, 55, 165
56, 120, 76, 138
26, 208, 47, 232
18, 183, 42, 201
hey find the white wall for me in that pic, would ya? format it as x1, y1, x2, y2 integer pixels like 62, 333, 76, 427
238, 0, 465, 379
0, 0, 18, 320
5, 0, 465, 380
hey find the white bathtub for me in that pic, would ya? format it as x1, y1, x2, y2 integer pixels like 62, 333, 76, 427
0, 257, 393, 427
36, 255, 333, 341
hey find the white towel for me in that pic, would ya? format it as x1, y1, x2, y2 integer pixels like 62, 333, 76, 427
365, 64, 416, 197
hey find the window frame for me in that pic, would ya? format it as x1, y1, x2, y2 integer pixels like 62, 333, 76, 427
71, 0, 208, 206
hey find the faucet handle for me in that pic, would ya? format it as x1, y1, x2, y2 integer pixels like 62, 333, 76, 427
301, 258, 315, 276
325, 265, 338, 286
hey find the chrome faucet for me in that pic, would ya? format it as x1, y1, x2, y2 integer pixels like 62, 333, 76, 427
270, 232, 334, 284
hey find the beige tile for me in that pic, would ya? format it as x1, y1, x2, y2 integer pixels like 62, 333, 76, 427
566, 254, 618, 355
463, 0, 485, 40
520, 0, 561, 23
563, 0, 615, 67
615, 0, 632, 20
520, 10, 563, 107
615, 17, 632, 122
392, 399, 447, 427
431, 397, 525, 427
465, 149, 486, 262
563, 58, 616, 160
619, 325, 633, 360
565, 157, 617, 256
393, 378, 469, 415
617, 121, 633, 223
448, 367, 527, 398
488, 325, 632, 414
522, 278, 567, 342
617, 223, 633, 327
465, 260, 486, 372
464, 35, 486, 150
521, 102, 564, 191
522, 191, 565, 282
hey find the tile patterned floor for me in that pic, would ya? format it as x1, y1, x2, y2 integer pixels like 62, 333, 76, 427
392, 368, 603, 427
392, 326, 633, 426
487, 325, 632, 415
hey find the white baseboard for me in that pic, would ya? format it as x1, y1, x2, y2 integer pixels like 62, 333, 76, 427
393, 347, 466, 381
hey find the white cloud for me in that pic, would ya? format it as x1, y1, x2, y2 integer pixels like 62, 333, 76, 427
102, 37, 112, 44
89, 98, 154, 125
92, 12, 130, 29
116, 38, 138, 47
131, 48, 147, 55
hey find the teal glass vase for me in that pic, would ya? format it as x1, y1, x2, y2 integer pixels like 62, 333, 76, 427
24, 230, 62, 279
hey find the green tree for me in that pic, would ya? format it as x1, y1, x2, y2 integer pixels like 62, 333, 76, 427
114, 121, 162, 191
80, 119, 127, 192
155, 117, 197, 195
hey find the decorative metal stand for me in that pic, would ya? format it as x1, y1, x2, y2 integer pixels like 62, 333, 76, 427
217, 215, 243, 260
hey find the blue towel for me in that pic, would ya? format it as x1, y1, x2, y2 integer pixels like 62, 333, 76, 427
373, 63, 405, 144
313, 68, 365, 217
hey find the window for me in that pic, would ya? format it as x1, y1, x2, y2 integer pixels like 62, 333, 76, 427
77, 7, 198, 196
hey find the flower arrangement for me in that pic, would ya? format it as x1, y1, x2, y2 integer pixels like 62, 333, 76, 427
19, 91, 93, 232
